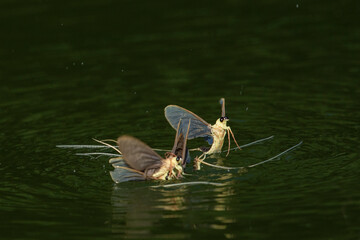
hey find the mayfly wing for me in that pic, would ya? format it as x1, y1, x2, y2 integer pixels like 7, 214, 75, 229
170, 119, 187, 162
164, 105, 212, 139
110, 168, 145, 183
171, 118, 192, 166
109, 158, 145, 183
181, 119, 191, 165
172, 133, 191, 165
117, 135, 163, 172
219, 98, 226, 117
171, 119, 182, 154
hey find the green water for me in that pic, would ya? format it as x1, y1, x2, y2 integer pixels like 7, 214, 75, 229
1, 1, 359, 239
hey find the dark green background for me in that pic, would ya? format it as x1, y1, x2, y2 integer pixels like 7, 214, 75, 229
1, 0, 359, 239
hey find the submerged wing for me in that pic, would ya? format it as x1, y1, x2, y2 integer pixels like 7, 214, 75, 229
164, 105, 212, 139
109, 158, 145, 183
117, 136, 163, 171
110, 169, 145, 183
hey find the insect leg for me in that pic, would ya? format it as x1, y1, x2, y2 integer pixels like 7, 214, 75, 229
194, 153, 207, 170
228, 127, 242, 151
226, 128, 231, 157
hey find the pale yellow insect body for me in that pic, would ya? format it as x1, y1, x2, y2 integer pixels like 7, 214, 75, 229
152, 156, 183, 180
194, 118, 235, 170
206, 118, 230, 155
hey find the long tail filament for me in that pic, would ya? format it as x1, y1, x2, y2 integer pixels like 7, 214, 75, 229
93, 138, 123, 155
100, 139, 118, 144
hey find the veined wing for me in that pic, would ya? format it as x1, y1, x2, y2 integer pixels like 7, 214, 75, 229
109, 159, 145, 183
171, 118, 192, 166
117, 136, 163, 171
181, 118, 192, 165
172, 133, 191, 165
164, 105, 212, 139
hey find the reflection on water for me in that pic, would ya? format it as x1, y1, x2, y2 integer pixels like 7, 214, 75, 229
111, 184, 185, 238
110, 180, 239, 239
111, 185, 161, 238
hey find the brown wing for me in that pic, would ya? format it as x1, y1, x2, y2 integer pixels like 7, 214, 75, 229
220, 98, 226, 117
171, 118, 192, 166
117, 135, 163, 171
173, 133, 185, 157
182, 119, 191, 160
171, 119, 182, 154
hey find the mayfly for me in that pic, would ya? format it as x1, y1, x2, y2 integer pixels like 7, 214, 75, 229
107, 120, 191, 183
164, 98, 241, 165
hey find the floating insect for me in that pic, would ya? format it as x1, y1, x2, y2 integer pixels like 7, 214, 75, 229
107, 119, 191, 183
164, 98, 241, 169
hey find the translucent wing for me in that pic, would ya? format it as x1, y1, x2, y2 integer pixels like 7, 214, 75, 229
171, 119, 192, 167
204, 135, 214, 145
171, 119, 183, 154
117, 136, 163, 171
181, 119, 192, 166
172, 132, 191, 165
109, 159, 145, 183
181, 119, 191, 166
220, 98, 226, 117
164, 105, 212, 139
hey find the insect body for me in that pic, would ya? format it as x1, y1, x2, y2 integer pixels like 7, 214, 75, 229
206, 116, 230, 154
108, 120, 191, 183
165, 98, 241, 155
164, 98, 241, 169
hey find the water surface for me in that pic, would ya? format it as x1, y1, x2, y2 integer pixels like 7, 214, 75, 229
1, 1, 359, 239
